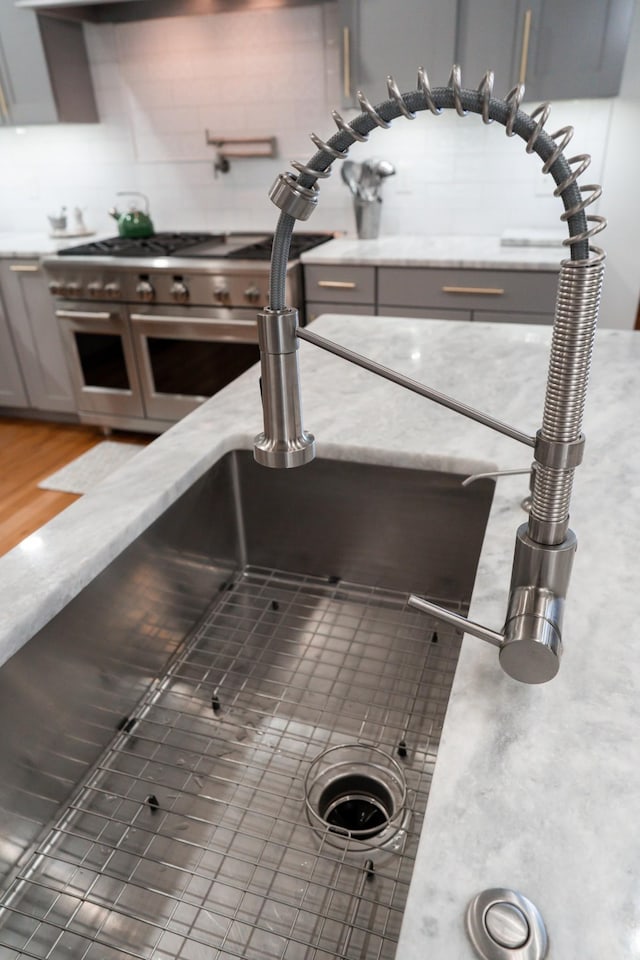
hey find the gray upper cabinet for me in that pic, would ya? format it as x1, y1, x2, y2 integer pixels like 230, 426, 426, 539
0, 261, 75, 413
0, 6, 98, 124
455, 0, 636, 102
338, 0, 457, 108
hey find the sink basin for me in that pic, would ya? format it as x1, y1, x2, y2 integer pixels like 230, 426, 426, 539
0, 451, 493, 958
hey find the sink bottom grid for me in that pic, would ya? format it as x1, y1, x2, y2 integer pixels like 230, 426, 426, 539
0, 565, 464, 960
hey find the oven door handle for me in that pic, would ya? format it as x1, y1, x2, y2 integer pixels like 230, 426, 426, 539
56, 309, 115, 321
129, 313, 257, 328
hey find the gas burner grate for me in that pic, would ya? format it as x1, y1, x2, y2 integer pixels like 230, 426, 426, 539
224, 233, 332, 261
0, 567, 463, 960
58, 233, 223, 258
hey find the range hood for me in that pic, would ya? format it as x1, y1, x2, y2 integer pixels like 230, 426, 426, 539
15, 0, 321, 22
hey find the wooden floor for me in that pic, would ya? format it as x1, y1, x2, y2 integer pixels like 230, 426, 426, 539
0, 417, 151, 557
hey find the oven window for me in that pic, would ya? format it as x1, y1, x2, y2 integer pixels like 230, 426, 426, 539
147, 338, 260, 397
75, 333, 130, 391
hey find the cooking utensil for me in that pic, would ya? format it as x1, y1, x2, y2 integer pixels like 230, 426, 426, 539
109, 191, 154, 238
341, 161, 362, 198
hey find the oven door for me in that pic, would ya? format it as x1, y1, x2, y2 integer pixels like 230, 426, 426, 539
56, 304, 145, 418
129, 306, 260, 421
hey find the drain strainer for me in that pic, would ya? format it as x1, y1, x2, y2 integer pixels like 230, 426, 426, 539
305, 743, 408, 850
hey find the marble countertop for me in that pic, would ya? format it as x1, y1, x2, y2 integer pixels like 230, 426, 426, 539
0, 231, 102, 258
0, 314, 638, 958
301, 233, 565, 270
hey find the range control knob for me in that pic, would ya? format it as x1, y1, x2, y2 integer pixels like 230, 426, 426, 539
65, 281, 81, 297
213, 286, 231, 305
48, 279, 63, 296
87, 281, 104, 298
171, 278, 189, 303
103, 281, 121, 299
244, 284, 261, 305
136, 278, 155, 303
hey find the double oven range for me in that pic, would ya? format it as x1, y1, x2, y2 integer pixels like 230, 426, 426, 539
43, 231, 332, 433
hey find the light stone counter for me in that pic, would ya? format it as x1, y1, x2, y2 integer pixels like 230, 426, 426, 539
301, 233, 564, 270
0, 231, 103, 258
0, 314, 638, 958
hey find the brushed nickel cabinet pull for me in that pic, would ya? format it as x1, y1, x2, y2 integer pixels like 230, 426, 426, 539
343, 26, 351, 99
9, 264, 39, 273
0, 80, 9, 123
317, 280, 357, 290
519, 9, 533, 86
442, 285, 505, 296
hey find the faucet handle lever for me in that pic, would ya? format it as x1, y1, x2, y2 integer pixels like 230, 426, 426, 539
408, 594, 504, 648
409, 524, 577, 685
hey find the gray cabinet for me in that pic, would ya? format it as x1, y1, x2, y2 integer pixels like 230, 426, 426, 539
338, 0, 457, 107
378, 266, 557, 323
0, 7, 97, 124
0, 296, 28, 408
455, 0, 635, 101
0, 260, 75, 413
304, 263, 558, 325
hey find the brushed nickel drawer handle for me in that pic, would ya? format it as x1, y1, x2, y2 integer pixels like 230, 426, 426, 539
519, 8, 533, 86
317, 280, 357, 289
56, 309, 113, 321
442, 285, 505, 296
9, 264, 39, 273
343, 26, 351, 99
0, 80, 9, 123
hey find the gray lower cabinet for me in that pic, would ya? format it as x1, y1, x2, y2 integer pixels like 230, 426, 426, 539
305, 263, 558, 325
0, 298, 28, 408
338, 0, 457, 108
0, 260, 75, 413
0, 7, 97, 124
455, 0, 635, 102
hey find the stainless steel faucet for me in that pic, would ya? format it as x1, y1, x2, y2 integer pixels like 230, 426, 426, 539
254, 66, 605, 684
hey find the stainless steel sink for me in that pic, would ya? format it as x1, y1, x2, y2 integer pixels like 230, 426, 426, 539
0, 451, 493, 959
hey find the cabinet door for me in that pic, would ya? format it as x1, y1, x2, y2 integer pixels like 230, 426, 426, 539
338, 0, 457, 108
456, 0, 635, 102
0, 9, 97, 124
0, 262, 75, 413
0, 296, 28, 408
523, 0, 635, 101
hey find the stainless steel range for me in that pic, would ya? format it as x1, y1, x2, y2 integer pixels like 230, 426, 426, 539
42, 231, 332, 433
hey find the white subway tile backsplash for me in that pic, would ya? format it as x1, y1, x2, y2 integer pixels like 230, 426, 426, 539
0, 2, 616, 240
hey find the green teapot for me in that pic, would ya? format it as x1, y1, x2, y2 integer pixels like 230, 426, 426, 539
109, 191, 154, 238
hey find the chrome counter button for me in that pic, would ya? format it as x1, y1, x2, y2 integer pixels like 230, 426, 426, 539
48, 279, 62, 296
86, 281, 103, 298
64, 281, 81, 297
485, 902, 529, 949
466, 888, 548, 960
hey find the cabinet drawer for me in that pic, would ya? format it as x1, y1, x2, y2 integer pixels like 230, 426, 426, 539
306, 301, 375, 323
378, 267, 558, 314
304, 266, 375, 305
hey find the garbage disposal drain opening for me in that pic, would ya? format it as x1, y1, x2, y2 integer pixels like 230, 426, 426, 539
305, 742, 408, 851
319, 773, 394, 839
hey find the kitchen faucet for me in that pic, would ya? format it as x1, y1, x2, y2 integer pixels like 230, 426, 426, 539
253, 66, 605, 684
